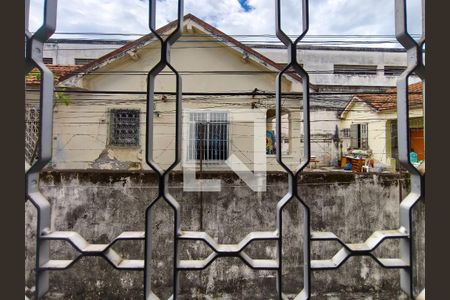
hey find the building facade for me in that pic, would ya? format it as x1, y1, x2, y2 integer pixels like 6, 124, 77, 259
339, 82, 424, 171
32, 14, 420, 172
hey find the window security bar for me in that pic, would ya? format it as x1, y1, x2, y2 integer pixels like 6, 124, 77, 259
24, 0, 425, 299
188, 111, 229, 162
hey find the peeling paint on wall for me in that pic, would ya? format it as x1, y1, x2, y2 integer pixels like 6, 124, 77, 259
90, 148, 141, 170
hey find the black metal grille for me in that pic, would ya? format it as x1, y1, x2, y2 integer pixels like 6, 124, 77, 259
24, 0, 426, 299
110, 109, 140, 146
25, 104, 40, 164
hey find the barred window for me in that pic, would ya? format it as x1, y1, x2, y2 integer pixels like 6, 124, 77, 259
341, 128, 350, 138
350, 123, 369, 150
110, 109, 140, 146
25, 104, 40, 164
188, 111, 229, 161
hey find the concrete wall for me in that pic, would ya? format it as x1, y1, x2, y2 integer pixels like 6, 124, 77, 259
44, 41, 124, 66
25, 171, 425, 299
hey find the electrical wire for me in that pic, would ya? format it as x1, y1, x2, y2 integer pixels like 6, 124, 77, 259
28, 70, 410, 76
26, 89, 422, 96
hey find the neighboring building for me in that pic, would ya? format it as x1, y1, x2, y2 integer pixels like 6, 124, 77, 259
25, 65, 81, 165
32, 14, 324, 171
43, 39, 127, 66
31, 15, 418, 172
339, 82, 424, 171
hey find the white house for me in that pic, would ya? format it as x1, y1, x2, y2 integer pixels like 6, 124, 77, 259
29, 14, 330, 173
339, 82, 424, 171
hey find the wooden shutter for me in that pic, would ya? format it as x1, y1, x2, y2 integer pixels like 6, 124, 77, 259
350, 124, 359, 148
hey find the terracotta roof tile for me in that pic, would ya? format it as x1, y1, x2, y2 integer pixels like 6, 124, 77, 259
355, 82, 423, 111
26, 65, 82, 86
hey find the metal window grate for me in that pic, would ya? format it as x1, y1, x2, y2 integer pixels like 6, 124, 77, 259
188, 111, 229, 161
360, 123, 368, 149
25, 104, 40, 164
340, 128, 350, 138
110, 109, 140, 146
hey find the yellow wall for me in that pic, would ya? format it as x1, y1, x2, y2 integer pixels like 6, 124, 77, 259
46, 95, 305, 171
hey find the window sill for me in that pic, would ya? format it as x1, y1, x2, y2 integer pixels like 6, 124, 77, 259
266, 154, 294, 158
108, 145, 141, 150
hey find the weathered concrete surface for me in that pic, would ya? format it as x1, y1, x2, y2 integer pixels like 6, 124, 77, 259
25, 171, 424, 299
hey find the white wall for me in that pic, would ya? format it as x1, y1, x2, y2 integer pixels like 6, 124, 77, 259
256, 46, 410, 87
44, 41, 124, 65
37, 28, 309, 171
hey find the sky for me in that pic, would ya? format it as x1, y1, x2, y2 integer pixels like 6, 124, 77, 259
28, 0, 423, 46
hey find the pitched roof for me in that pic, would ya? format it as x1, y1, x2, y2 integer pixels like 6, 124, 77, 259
26, 65, 82, 86
340, 82, 423, 117
58, 14, 316, 91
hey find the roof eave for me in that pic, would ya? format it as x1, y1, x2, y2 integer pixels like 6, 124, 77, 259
59, 14, 318, 92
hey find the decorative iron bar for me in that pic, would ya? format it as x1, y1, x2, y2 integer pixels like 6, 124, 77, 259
25, 104, 40, 164
293, 1, 427, 298
25, 0, 57, 298
25, 0, 147, 298
274, 0, 311, 298
24, 0, 425, 299
144, 0, 184, 298
395, 0, 426, 297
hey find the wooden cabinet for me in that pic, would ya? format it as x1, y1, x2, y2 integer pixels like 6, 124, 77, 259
341, 156, 366, 172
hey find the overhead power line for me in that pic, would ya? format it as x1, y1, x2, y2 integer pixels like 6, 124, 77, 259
25, 89, 423, 96
38, 32, 424, 48
45, 32, 423, 38
29, 69, 412, 75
